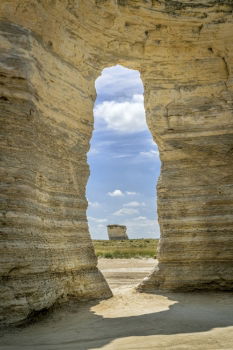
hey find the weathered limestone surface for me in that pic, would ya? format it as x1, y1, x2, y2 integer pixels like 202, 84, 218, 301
0, 0, 233, 325
107, 225, 129, 240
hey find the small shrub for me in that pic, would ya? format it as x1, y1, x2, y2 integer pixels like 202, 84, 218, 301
103, 252, 114, 259
93, 239, 159, 259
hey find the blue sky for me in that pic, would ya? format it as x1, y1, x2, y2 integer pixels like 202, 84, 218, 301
86, 65, 161, 239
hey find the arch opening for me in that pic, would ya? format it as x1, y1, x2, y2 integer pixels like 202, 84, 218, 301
87, 64, 161, 290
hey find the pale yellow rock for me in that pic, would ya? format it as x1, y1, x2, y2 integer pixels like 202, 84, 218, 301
0, 0, 233, 325
107, 225, 129, 240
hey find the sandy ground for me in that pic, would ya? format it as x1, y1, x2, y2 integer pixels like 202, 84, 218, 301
1, 258, 233, 350
98, 257, 156, 290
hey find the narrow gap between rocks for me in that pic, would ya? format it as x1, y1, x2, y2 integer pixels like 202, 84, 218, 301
87, 64, 161, 290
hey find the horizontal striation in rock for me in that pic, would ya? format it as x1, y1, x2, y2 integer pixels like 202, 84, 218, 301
1, 0, 233, 324
0, 18, 112, 326
138, 260, 233, 292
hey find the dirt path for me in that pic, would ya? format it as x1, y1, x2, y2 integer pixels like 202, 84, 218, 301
98, 258, 156, 290
1, 259, 233, 350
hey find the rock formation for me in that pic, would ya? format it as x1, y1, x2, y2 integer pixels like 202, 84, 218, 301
107, 225, 129, 240
0, 0, 233, 325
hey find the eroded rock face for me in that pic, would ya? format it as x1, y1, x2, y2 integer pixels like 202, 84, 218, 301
107, 225, 129, 240
0, 0, 233, 325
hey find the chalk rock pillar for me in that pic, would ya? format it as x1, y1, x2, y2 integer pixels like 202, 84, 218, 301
0, 21, 111, 326
138, 54, 233, 291
107, 225, 129, 240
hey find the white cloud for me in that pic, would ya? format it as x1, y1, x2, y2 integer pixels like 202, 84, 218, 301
139, 149, 160, 158
88, 221, 108, 239
126, 191, 137, 195
149, 138, 157, 146
108, 189, 124, 197
124, 217, 160, 238
133, 216, 147, 221
88, 201, 100, 208
94, 94, 146, 133
113, 208, 139, 216
113, 154, 132, 159
88, 216, 107, 223
107, 190, 140, 197
123, 201, 145, 207
95, 65, 144, 101
88, 147, 99, 156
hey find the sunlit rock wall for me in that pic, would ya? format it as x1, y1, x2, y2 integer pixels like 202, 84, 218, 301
107, 225, 129, 240
0, 15, 112, 326
0, 0, 233, 324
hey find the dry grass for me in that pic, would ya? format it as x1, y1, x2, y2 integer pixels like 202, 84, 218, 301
93, 239, 159, 259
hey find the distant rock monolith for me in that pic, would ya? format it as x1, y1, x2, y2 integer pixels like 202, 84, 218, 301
107, 225, 129, 240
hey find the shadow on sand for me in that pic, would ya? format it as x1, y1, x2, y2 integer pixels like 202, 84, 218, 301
1, 291, 233, 349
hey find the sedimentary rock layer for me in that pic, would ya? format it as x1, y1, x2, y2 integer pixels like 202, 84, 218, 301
0, 17, 112, 326
107, 225, 129, 240
0, 0, 233, 324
